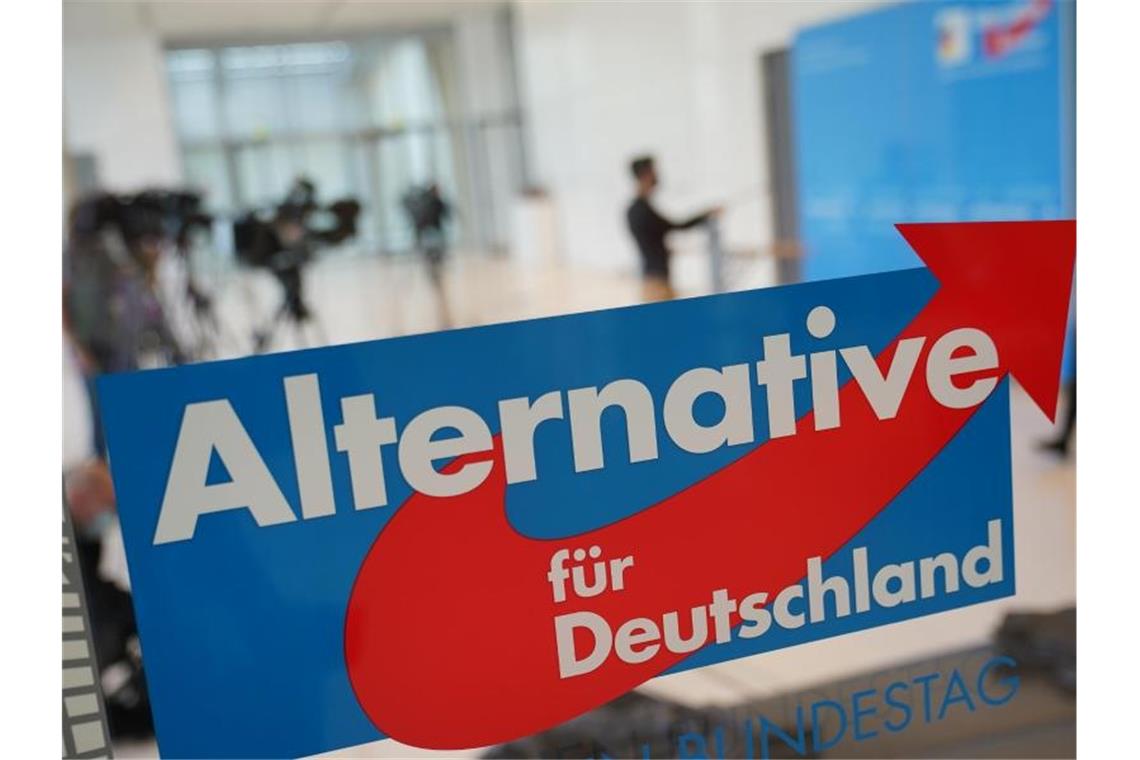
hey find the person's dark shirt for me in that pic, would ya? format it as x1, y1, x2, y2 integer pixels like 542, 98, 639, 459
626, 197, 709, 278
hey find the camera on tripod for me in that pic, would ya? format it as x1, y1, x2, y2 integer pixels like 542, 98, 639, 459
70, 190, 212, 259
66, 189, 217, 371
232, 178, 361, 352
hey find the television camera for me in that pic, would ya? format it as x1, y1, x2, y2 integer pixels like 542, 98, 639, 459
232, 178, 361, 352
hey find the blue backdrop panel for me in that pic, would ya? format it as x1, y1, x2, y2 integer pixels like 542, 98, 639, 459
792, 0, 1074, 283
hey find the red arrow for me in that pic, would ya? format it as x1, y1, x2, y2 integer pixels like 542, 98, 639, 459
983, 0, 1053, 59
344, 220, 1074, 749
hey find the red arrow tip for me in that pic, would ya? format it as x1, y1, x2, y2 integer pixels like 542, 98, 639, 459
896, 220, 1075, 422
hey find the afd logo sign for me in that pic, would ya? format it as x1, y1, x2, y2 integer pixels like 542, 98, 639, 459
936, 0, 1054, 68
99, 221, 1073, 758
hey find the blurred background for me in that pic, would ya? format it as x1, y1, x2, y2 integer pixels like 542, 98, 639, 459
61, 1, 1076, 757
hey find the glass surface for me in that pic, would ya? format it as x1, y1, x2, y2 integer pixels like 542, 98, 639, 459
165, 35, 524, 253
180, 147, 231, 211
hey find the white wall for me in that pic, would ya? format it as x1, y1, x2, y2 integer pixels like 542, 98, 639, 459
512, 0, 886, 272
63, 30, 183, 191
454, 7, 517, 118
453, 7, 522, 250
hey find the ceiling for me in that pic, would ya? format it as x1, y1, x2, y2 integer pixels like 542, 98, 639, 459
64, 1, 503, 44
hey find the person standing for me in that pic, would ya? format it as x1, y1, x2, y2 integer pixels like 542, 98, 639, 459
625, 155, 721, 301
403, 182, 453, 327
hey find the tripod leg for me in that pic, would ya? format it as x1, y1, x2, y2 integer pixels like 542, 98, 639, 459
253, 299, 291, 354
292, 313, 326, 350
309, 315, 328, 347
293, 315, 308, 349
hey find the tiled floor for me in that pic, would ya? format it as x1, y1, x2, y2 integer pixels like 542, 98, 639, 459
119, 249, 1075, 758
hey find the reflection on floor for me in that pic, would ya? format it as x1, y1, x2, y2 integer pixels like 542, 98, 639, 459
482, 640, 1074, 759
201, 252, 651, 356
182, 246, 775, 358
122, 250, 1076, 759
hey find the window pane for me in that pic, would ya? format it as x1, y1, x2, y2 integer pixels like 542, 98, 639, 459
375, 131, 443, 250
294, 139, 353, 201
164, 36, 524, 257
287, 72, 350, 134
234, 143, 295, 208
369, 39, 444, 127
482, 121, 524, 250
170, 77, 220, 141
167, 49, 214, 77
434, 125, 468, 245
223, 75, 288, 139
347, 140, 380, 248
181, 147, 231, 211
167, 49, 220, 142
